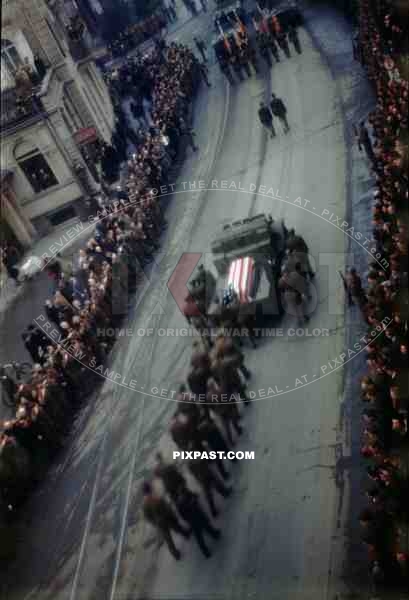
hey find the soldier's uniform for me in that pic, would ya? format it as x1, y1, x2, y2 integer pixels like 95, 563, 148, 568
288, 26, 302, 54
276, 31, 291, 57
219, 58, 234, 83
170, 413, 202, 452
231, 54, 243, 81
188, 458, 232, 517
174, 488, 220, 558
248, 42, 259, 74
269, 34, 280, 62
278, 271, 310, 326
207, 380, 243, 445
212, 348, 250, 406
143, 489, 190, 560
258, 33, 272, 66
286, 233, 314, 278
198, 417, 231, 479
154, 459, 187, 501
239, 45, 251, 77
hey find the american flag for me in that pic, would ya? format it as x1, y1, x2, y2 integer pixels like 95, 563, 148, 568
227, 257, 256, 304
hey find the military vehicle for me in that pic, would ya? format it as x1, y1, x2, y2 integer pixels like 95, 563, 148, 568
189, 214, 289, 321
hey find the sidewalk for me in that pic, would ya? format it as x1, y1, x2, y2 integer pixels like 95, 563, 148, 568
302, 1, 377, 595
0, 220, 96, 316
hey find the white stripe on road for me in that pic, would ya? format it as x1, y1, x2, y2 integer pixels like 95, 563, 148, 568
69, 432, 108, 600
109, 396, 146, 600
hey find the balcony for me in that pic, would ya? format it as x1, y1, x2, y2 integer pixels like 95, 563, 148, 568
0, 69, 49, 134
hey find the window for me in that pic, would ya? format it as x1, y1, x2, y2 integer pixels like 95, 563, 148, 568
17, 150, 58, 193
1, 39, 23, 75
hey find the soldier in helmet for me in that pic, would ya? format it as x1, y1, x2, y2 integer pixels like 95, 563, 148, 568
286, 230, 315, 279
247, 40, 259, 74
142, 481, 190, 560
268, 32, 280, 62
231, 52, 243, 81
257, 31, 272, 66
188, 456, 232, 517
239, 42, 251, 77
154, 452, 188, 501
174, 487, 221, 558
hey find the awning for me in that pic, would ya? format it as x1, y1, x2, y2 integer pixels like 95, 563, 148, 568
74, 126, 98, 145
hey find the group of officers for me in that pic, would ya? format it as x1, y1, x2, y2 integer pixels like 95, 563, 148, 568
214, 17, 302, 83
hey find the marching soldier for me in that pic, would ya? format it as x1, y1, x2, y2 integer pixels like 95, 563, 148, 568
258, 101, 276, 138
212, 335, 252, 379
219, 58, 234, 84
257, 32, 272, 66
142, 481, 190, 560
207, 379, 243, 445
154, 452, 188, 501
187, 366, 210, 418
247, 41, 260, 74
239, 43, 251, 77
276, 30, 291, 58
269, 33, 281, 62
170, 412, 203, 453
194, 36, 207, 62
286, 230, 315, 279
213, 351, 251, 406
174, 487, 221, 558
198, 416, 232, 479
199, 61, 211, 87
288, 25, 302, 54
278, 264, 310, 326
188, 456, 232, 517
270, 93, 290, 133
231, 53, 243, 81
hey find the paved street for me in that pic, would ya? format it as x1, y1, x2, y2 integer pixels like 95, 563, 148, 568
1, 4, 371, 600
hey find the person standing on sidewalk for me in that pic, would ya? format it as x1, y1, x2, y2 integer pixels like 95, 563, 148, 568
199, 61, 211, 87
194, 37, 207, 63
178, 117, 199, 153
270, 93, 290, 133
357, 120, 376, 166
1, 244, 20, 285
345, 267, 368, 310
258, 102, 276, 138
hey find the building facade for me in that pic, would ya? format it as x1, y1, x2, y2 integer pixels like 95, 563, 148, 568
1, 0, 115, 248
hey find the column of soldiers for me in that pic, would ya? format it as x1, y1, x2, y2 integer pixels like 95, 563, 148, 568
143, 231, 315, 559
142, 332, 253, 560
256, 23, 302, 69
216, 31, 260, 84
217, 20, 302, 84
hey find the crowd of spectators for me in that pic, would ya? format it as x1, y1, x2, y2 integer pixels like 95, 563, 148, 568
0, 43, 201, 524
108, 14, 169, 59
355, 0, 409, 593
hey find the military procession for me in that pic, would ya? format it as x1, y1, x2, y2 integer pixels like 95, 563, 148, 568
211, 2, 303, 82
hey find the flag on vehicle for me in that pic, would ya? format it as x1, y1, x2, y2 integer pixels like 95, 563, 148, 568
227, 257, 256, 304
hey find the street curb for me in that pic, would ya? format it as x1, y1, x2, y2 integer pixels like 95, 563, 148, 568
302, 3, 377, 596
